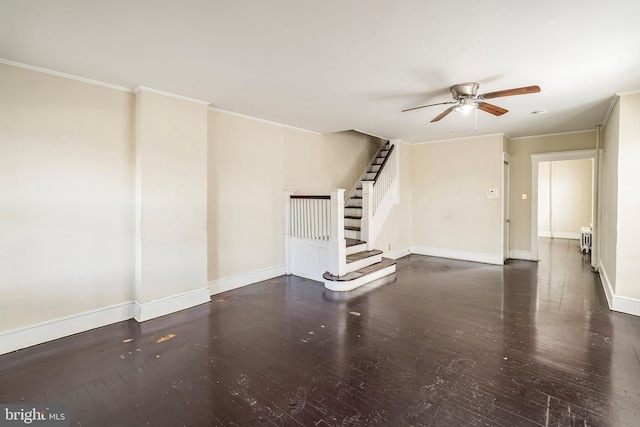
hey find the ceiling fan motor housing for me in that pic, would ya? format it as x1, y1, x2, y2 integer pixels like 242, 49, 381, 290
450, 82, 479, 99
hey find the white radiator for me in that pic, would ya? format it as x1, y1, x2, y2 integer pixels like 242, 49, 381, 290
581, 227, 592, 253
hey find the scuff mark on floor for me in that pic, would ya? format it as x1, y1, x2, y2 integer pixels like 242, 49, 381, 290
349, 311, 361, 317
122, 338, 133, 343
289, 386, 308, 414
155, 333, 176, 343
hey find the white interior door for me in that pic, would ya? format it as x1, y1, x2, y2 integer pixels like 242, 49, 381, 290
503, 153, 511, 262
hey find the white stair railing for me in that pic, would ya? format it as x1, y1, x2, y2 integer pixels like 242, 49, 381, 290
284, 189, 346, 279
372, 145, 396, 214
361, 143, 398, 248
290, 195, 331, 240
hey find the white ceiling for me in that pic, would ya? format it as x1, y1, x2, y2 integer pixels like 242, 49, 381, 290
1, 1, 639, 143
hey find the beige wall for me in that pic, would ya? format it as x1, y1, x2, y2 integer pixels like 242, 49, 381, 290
207, 110, 285, 281
0, 64, 133, 331
601, 101, 620, 291
207, 110, 383, 282
135, 91, 208, 303
615, 93, 640, 299
509, 131, 597, 252
411, 135, 504, 257
283, 129, 382, 194
537, 159, 593, 237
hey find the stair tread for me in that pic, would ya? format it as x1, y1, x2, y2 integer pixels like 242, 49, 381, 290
323, 258, 396, 282
350, 196, 362, 199
345, 206, 362, 209
346, 249, 383, 263
344, 226, 361, 231
345, 238, 365, 247
344, 215, 362, 220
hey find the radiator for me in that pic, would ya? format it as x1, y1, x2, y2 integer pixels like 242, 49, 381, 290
581, 227, 592, 253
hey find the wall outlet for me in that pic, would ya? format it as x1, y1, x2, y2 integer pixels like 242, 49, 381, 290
522, 193, 528, 200
487, 187, 500, 199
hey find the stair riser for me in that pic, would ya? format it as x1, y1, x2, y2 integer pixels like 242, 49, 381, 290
346, 199, 362, 208
369, 165, 381, 173
374, 158, 384, 165
354, 189, 362, 197
344, 229, 360, 240
344, 218, 361, 228
345, 207, 362, 217
324, 264, 396, 292
346, 243, 367, 256
364, 173, 376, 180
345, 254, 383, 274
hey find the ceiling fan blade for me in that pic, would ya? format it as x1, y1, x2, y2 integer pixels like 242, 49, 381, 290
480, 85, 541, 100
431, 106, 456, 122
402, 101, 455, 112
478, 102, 508, 116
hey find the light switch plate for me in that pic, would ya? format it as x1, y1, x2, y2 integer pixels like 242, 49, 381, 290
487, 187, 500, 199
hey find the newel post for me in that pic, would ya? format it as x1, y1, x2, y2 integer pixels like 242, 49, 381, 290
361, 180, 374, 250
329, 189, 346, 277
284, 190, 295, 275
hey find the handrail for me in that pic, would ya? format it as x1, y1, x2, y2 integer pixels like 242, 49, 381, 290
290, 195, 331, 199
363, 144, 395, 184
345, 140, 390, 202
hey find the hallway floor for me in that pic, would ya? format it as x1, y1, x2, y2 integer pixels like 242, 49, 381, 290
1, 238, 639, 426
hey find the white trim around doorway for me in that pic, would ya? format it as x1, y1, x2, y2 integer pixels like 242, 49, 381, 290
530, 149, 596, 261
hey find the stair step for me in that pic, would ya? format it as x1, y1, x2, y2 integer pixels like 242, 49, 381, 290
323, 258, 396, 282
345, 238, 365, 247
346, 249, 383, 263
344, 215, 362, 220
344, 226, 361, 231
350, 196, 362, 199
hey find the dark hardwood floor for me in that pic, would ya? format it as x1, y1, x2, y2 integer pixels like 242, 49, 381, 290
1, 238, 639, 426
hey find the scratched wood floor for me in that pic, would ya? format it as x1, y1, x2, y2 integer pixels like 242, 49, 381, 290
1, 238, 639, 426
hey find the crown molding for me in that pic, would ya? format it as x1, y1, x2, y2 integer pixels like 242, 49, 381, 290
353, 128, 391, 141
0, 58, 132, 92
510, 128, 596, 141
133, 86, 210, 106
207, 106, 321, 135
412, 132, 506, 145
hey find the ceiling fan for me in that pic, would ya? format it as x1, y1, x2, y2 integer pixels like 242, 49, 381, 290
402, 82, 541, 122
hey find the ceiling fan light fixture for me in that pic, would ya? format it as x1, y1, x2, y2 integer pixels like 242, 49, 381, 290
455, 103, 476, 115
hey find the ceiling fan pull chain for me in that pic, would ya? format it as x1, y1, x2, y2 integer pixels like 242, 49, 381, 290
475, 107, 478, 131
452, 110, 455, 133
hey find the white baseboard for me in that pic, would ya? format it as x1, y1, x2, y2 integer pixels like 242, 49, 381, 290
410, 246, 503, 265
0, 302, 134, 356
209, 265, 286, 296
509, 250, 538, 261
598, 261, 615, 309
385, 247, 411, 260
598, 261, 640, 317
538, 231, 580, 240
134, 287, 211, 322
612, 295, 640, 317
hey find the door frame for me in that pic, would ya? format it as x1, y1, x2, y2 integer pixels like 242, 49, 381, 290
502, 152, 511, 262
530, 149, 596, 261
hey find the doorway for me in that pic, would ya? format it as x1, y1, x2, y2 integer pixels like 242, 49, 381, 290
530, 150, 596, 262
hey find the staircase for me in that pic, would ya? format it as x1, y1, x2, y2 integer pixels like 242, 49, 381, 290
285, 140, 398, 292
322, 142, 397, 291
